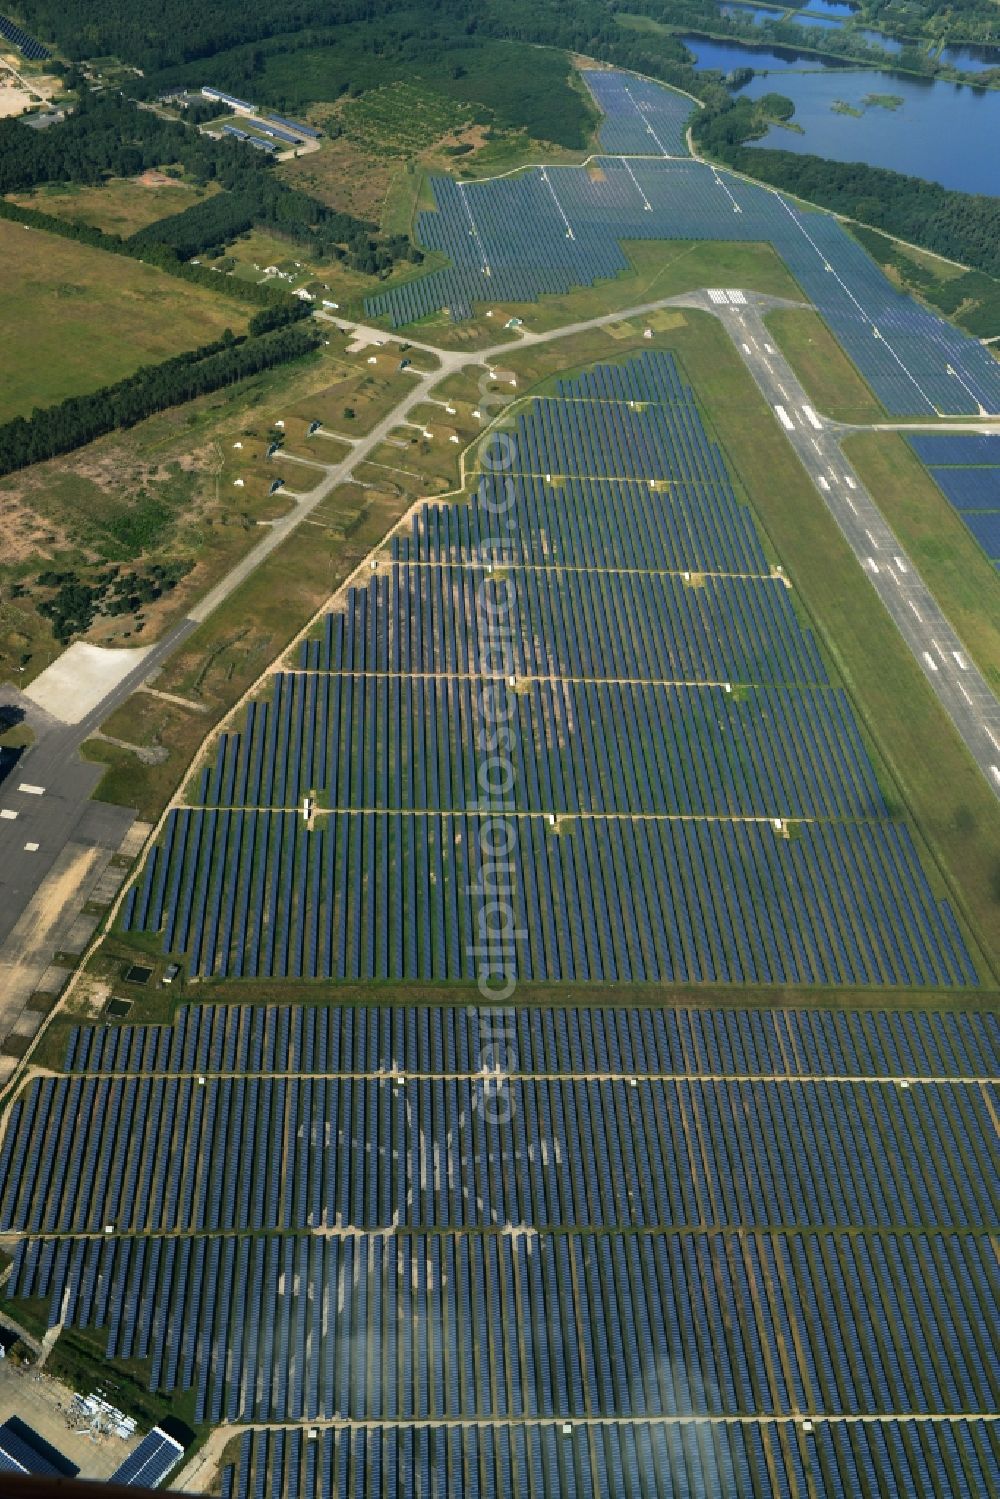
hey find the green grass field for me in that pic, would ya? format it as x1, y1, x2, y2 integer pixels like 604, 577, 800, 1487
9, 174, 219, 238
0, 219, 249, 423
364, 237, 804, 344
764, 307, 886, 424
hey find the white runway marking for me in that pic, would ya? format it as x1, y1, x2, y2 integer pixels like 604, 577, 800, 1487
774, 405, 795, 431
619, 155, 652, 211
456, 182, 490, 274
711, 168, 743, 213
540, 168, 574, 238
623, 83, 670, 156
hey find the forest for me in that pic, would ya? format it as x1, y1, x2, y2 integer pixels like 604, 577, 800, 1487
0, 322, 322, 478
12, 0, 998, 74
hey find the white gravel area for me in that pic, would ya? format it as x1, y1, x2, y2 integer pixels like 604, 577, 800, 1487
24, 642, 152, 724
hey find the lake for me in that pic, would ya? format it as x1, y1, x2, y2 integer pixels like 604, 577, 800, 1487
937, 43, 1000, 74
680, 35, 1000, 195
719, 3, 784, 23
798, 0, 857, 14
682, 34, 853, 73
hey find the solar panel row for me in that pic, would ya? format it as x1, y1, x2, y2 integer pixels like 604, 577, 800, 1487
193, 676, 885, 820
219, 1419, 1000, 1499
907, 435, 1000, 567
3, 1073, 994, 1233
9, 1229, 998, 1423
61, 1002, 1000, 1079
0, 13, 50, 59
108, 1428, 184, 1488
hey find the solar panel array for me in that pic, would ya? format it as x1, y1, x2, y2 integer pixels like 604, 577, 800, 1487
365, 74, 1000, 417
0, 1422, 60, 1477
909, 435, 1000, 466
5, 1071, 997, 1233
258, 121, 303, 146
0, 14, 50, 59
3, 1001, 996, 1491
266, 112, 322, 139
582, 69, 694, 157
908, 434, 1000, 569
119, 354, 976, 988
59, 1001, 999, 1079
218, 1420, 1000, 1499
108, 1428, 184, 1488
8, 1212, 999, 1426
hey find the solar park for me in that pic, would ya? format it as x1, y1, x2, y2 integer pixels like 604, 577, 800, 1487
365, 71, 1000, 419
218, 1422, 1000, 1499
2, 343, 997, 1492
2, 69, 999, 1499
908, 433, 1000, 569
116, 354, 976, 987
1, 1002, 997, 1495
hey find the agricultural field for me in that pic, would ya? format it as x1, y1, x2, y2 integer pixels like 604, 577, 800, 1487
0, 218, 249, 423
8, 172, 219, 237
280, 133, 401, 224
335, 81, 482, 161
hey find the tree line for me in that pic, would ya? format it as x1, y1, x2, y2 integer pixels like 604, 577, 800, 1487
2, 92, 417, 276
130, 177, 421, 273
0, 322, 322, 478
0, 197, 313, 310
